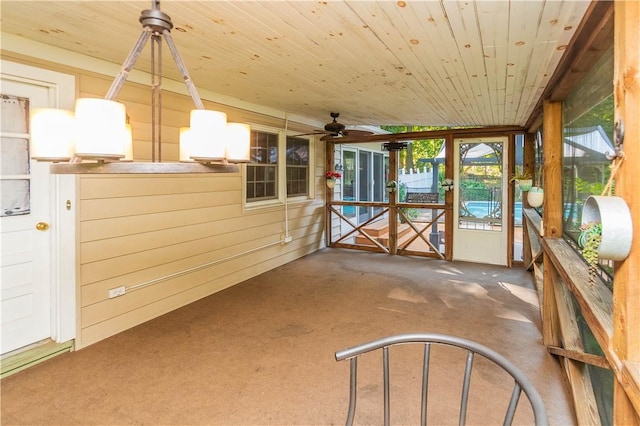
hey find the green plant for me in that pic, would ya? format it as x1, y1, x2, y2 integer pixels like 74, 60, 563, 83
509, 166, 532, 183
578, 221, 602, 283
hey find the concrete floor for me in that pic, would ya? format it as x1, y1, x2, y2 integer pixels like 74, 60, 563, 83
0, 249, 575, 425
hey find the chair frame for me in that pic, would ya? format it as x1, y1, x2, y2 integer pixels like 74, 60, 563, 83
335, 333, 548, 426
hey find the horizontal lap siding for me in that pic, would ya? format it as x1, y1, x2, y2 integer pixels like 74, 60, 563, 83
78, 174, 324, 348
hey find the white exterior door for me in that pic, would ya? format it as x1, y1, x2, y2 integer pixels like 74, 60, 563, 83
453, 137, 508, 265
1, 62, 76, 354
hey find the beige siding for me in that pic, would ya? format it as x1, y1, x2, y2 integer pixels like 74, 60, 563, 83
78, 174, 325, 347
1, 51, 326, 349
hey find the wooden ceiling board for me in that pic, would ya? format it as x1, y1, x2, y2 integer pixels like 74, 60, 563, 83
503, 1, 544, 126
515, 1, 583, 125
439, 1, 490, 125
0, 0, 592, 127
354, 1, 471, 125
393, 2, 472, 124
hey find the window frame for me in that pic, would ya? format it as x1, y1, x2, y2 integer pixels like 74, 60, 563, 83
243, 124, 315, 211
285, 133, 313, 200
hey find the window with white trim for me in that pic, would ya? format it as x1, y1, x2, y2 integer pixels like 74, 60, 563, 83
286, 136, 309, 197
246, 130, 279, 202
245, 127, 314, 205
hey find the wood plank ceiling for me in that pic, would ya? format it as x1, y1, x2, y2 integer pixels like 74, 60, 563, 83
0, 1, 591, 128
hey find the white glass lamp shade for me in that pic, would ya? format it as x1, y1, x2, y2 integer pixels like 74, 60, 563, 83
30, 108, 75, 161
74, 98, 127, 160
179, 127, 195, 162
225, 123, 251, 163
189, 109, 227, 161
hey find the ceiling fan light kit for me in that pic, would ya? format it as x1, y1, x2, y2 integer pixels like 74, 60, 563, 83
324, 112, 346, 135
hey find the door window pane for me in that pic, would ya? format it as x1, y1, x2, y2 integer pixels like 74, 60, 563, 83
1, 95, 30, 217
458, 142, 503, 231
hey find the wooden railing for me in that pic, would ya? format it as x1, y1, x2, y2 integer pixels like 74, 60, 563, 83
522, 207, 640, 423
327, 200, 446, 258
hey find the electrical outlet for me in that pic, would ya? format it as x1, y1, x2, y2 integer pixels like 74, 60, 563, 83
284, 235, 293, 243
108, 286, 126, 298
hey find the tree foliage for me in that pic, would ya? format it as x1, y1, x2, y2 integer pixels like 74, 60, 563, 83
380, 125, 447, 170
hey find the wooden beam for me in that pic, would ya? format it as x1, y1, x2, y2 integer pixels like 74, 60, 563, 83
331, 126, 524, 144
613, 1, 640, 423
326, 141, 334, 247
541, 100, 563, 348
388, 149, 398, 255
564, 358, 602, 425
542, 238, 614, 352
549, 347, 610, 370
523, 133, 536, 208
542, 101, 563, 238
444, 134, 454, 261
507, 133, 515, 267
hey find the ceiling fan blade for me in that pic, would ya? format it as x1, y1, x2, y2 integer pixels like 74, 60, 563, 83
343, 130, 374, 138
320, 133, 341, 141
292, 131, 326, 137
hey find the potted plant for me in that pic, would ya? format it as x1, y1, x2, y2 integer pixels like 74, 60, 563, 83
510, 167, 532, 191
580, 195, 633, 261
578, 221, 602, 283
325, 170, 341, 188
527, 168, 543, 208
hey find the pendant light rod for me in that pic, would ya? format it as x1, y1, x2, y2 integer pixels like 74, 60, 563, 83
163, 29, 205, 110
104, 29, 152, 101
103, 0, 205, 109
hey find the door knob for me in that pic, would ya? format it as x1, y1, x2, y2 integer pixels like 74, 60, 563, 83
35, 222, 50, 231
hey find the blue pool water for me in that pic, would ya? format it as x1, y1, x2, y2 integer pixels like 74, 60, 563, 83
464, 201, 522, 225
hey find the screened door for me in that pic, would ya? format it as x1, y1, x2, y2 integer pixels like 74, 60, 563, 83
453, 137, 508, 265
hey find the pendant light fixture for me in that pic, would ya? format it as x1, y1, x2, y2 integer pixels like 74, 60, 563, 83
32, 0, 251, 174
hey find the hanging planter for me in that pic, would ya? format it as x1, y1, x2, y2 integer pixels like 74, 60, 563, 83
516, 179, 533, 191
510, 167, 532, 191
325, 171, 341, 189
581, 195, 633, 261
527, 187, 544, 208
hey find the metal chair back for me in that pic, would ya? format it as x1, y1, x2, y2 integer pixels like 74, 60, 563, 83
335, 333, 548, 426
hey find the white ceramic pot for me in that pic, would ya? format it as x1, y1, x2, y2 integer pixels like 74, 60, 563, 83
527, 187, 544, 208
326, 178, 336, 189
581, 195, 633, 261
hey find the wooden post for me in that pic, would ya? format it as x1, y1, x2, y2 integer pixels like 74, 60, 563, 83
613, 1, 640, 423
523, 133, 536, 208
542, 100, 563, 348
325, 141, 334, 247
522, 133, 536, 267
507, 134, 515, 267
444, 134, 454, 261
542, 102, 563, 239
388, 143, 398, 255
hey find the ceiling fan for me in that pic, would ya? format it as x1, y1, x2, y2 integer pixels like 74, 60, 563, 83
296, 112, 373, 141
